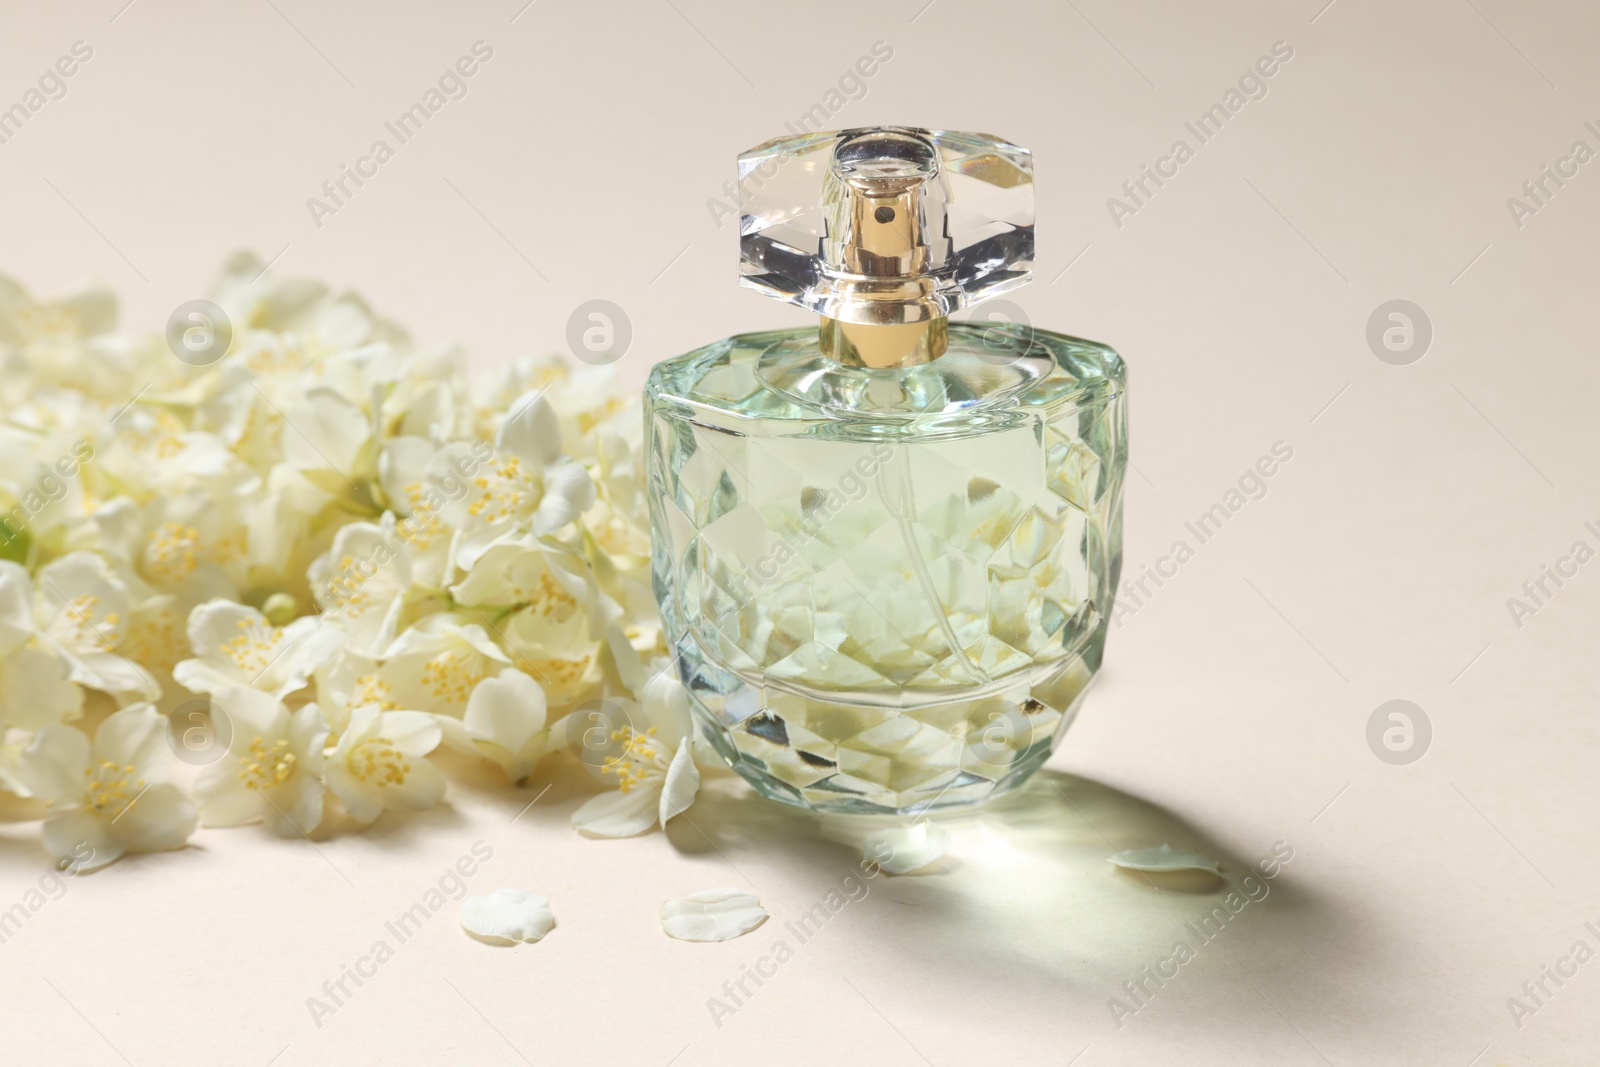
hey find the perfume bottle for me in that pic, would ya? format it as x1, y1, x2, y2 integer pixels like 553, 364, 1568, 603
644, 127, 1126, 815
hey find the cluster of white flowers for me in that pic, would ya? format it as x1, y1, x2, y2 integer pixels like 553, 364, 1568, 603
0, 251, 697, 872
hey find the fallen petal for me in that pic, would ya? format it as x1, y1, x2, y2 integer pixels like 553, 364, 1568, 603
1109, 843, 1221, 875
459, 889, 556, 944
864, 822, 950, 875
659, 889, 767, 942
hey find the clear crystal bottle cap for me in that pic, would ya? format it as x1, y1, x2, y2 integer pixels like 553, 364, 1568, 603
738, 127, 1035, 326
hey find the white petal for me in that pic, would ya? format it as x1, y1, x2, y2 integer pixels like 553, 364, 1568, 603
193, 762, 261, 827
0, 560, 34, 653
92, 703, 170, 781
659, 889, 767, 943
604, 624, 646, 694
171, 658, 244, 698
185, 598, 264, 658
497, 391, 561, 466
15, 725, 91, 806
383, 710, 443, 758
0, 645, 84, 730
864, 822, 951, 875
260, 772, 324, 837
282, 387, 367, 473
529, 458, 595, 535
572, 788, 659, 839
211, 685, 289, 747
40, 811, 122, 872
70, 651, 159, 701
288, 703, 330, 775
639, 666, 692, 750
377, 436, 435, 514
459, 888, 555, 944
433, 713, 476, 754
658, 740, 699, 827
1109, 844, 1221, 875
378, 755, 446, 813
464, 669, 546, 750
109, 783, 197, 853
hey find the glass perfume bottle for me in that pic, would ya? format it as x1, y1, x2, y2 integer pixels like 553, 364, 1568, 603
644, 127, 1126, 815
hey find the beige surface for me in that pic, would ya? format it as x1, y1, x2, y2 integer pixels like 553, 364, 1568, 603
3, 1, 1599, 1064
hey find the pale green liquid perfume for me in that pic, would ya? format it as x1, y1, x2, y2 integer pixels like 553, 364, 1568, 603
645, 127, 1126, 815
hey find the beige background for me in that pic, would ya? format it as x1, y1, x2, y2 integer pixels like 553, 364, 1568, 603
3, 0, 1599, 1064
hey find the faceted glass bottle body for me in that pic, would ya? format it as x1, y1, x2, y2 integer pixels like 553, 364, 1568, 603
645, 322, 1126, 815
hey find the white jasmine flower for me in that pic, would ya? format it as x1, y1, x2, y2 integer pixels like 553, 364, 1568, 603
0, 271, 116, 352
659, 890, 768, 942
312, 648, 396, 741
103, 406, 238, 497
0, 442, 96, 543
324, 707, 444, 826
545, 366, 628, 463
472, 355, 567, 436
280, 385, 375, 491
571, 669, 699, 839
34, 551, 159, 702
376, 614, 510, 718
437, 390, 594, 569
375, 435, 468, 588
133, 485, 254, 601
307, 518, 413, 656
209, 249, 391, 356
461, 669, 548, 785
194, 687, 328, 836
16, 704, 197, 872
243, 464, 332, 588
0, 561, 83, 731
451, 538, 605, 707
173, 599, 339, 700
459, 888, 555, 945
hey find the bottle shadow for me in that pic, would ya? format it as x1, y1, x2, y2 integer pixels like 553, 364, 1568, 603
669, 767, 1359, 1013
